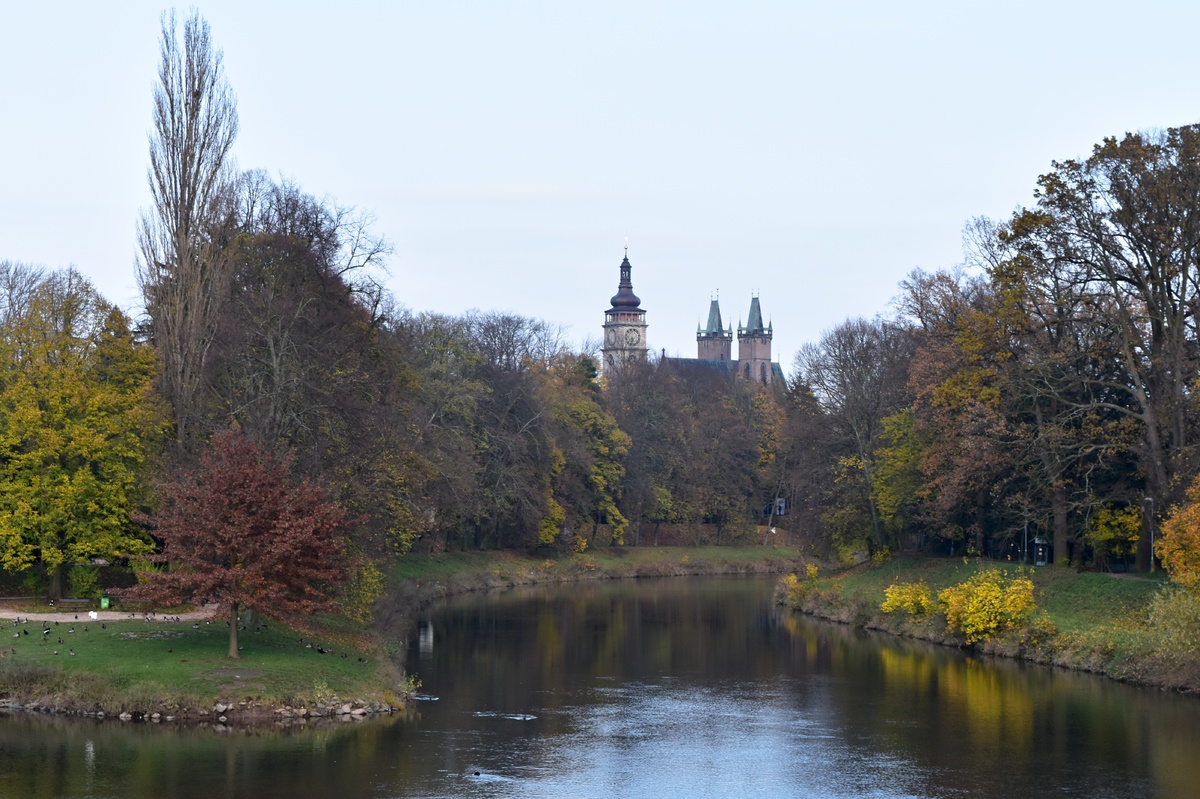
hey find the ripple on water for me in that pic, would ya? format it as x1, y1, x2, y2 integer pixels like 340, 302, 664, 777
472, 711, 537, 721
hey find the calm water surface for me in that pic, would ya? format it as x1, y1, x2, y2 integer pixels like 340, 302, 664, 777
1, 575, 1198, 798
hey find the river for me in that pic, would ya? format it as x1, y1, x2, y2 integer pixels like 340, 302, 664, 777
1, 575, 1197, 798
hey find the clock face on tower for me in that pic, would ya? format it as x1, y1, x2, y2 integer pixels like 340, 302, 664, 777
606, 328, 617, 345
625, 328, 641, 346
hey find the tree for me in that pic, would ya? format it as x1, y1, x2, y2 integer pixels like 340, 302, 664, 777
206, 175, 418, 561
1005, 126, 1200, 569
0, 261, 45, 327
129, 430, 353, 658
794, 317, 913, 552
543, 354, 631, 546
138, 9, 239, 449
390, 311, 487, 550
0, 270, 165, 599
605, 358, 686, 546
664, 364, 759, 545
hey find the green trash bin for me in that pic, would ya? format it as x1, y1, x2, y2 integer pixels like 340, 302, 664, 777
100, 597, 110, 610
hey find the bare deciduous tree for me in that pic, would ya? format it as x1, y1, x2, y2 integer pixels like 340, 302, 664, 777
794, 317, 914, 550
137, 9, 238, 448
0, 261, 45, 329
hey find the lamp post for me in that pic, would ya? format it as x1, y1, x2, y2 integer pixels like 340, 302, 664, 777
1143, 497, 1155, 573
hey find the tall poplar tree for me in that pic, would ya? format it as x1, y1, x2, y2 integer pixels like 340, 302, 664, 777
137, 9, 239, 449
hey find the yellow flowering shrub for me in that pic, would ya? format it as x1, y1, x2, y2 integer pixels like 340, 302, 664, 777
937, 568, 1036, 644
1158, 475, 1200, 591
778, 564, 820, 607
880, 580, 936, 618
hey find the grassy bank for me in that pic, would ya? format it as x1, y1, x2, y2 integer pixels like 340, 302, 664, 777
392, 544, 805, 583
377, 544, 807, 633
779, 555, 1192, 689
0, 612, 405, 722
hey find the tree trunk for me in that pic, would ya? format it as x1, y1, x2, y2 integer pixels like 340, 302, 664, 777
48, 564, 63, 602
228, 602, 240, 659
1052, 482, 1069, 566
974, 487, 987, 555
1137, 423, 1169, 572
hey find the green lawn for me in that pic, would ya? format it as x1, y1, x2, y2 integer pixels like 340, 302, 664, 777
0, 616, 392, 712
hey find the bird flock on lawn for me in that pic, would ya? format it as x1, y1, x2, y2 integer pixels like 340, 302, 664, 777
3, 612, 368, 663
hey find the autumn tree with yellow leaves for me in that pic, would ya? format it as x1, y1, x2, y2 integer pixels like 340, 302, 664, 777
0, 266, 167, 598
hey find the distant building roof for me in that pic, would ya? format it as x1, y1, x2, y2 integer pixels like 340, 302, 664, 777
740, 296, 772, 336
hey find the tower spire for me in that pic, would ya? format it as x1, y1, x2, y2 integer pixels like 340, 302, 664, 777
609, 243, 642, 309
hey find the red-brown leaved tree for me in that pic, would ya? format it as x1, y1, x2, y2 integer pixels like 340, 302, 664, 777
128, 429, 354, 658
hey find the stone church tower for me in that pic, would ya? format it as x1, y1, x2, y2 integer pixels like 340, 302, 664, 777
737, 295, 773, 385
601, 248, 648, 374
696, 295, 733, 361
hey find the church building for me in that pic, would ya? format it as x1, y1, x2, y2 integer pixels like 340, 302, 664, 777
601, 249, 782, 385
693, 293, 782, 385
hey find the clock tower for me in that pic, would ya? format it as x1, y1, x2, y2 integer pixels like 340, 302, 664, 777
602, 247, 648, 375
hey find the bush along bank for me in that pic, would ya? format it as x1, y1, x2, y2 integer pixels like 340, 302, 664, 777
774, 555, 1200, 692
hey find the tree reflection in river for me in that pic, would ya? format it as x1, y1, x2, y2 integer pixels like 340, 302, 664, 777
0, 710, 416, 798
408, 576, 1200, 798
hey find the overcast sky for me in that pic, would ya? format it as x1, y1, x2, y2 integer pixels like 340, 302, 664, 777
4, 2, 1200, 374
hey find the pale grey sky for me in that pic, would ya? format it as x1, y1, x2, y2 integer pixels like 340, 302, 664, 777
4, 2, 1200, 373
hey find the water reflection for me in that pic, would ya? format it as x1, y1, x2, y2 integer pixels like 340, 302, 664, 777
0, 710, 419, 799
2, 576, 1199, 798
406, 577, 1200, 799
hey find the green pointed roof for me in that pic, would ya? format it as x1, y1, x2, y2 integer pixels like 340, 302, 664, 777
742, 296, 769, 334
700, 298, 730, 337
